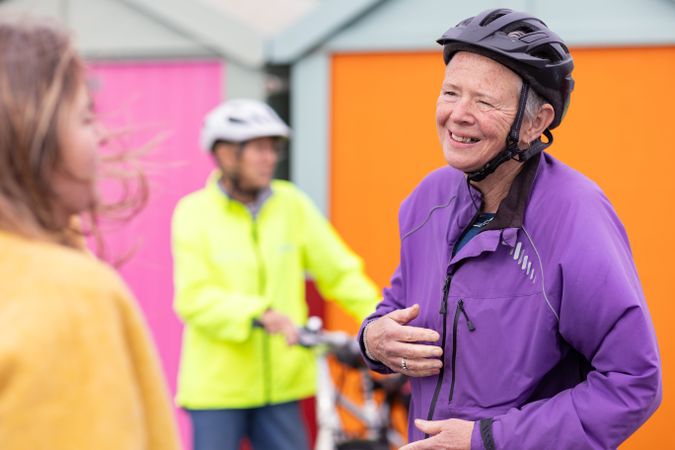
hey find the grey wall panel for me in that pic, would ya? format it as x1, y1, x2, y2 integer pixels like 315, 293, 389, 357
225, 62, 267, 101
290, 50, 330, 215
0, 0, 209, 58
324, 0, 675, 52
268, 0, 385, 64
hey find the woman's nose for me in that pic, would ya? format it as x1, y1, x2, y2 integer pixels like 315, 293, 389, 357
449, 98, 475, 125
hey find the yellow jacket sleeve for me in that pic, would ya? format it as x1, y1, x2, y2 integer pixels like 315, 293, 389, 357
171, 200, 268, 342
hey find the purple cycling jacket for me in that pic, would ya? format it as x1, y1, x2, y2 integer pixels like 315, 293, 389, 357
359, 153, 661, 450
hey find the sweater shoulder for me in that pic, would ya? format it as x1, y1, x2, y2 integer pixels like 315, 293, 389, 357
0, 233, 132, 323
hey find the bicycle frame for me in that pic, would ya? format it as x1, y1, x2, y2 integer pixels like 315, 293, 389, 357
299, 317, 407, 450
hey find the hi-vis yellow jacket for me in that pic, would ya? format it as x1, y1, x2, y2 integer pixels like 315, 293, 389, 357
172, 174, 380, 408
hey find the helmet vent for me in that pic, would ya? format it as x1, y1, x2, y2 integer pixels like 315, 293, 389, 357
507, 30, 526, 39
480, 9, 511, 26
504, 23, 538, 37
531, 45, 563, 62
228, 117, 246, 124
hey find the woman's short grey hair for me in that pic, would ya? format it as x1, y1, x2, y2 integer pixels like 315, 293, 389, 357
524, 86, 547, 123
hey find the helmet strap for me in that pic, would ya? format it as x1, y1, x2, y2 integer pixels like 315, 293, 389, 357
515, 128, 553, 162
466, 81, 531, 182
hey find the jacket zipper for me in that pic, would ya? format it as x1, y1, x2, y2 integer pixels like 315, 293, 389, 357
251, 220, 271, 404
425, 206, 480, 433
444, 203, 479, 405
425, 266, 454, 431
449, 299, 475, 403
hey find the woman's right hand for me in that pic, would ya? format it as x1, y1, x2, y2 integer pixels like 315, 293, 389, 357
364, 304, 443, 377
259, 309, 300, 345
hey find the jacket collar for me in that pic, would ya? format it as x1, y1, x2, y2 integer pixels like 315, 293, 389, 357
207, 170, 274, 218
448, 152, 541, 262
481, 152, 541, 232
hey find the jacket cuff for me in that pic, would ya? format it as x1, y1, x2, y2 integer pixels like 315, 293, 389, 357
362, 320, 378, 361
479, 418, 496, 450
470, 421, 484, 450
357, 318, 393, 373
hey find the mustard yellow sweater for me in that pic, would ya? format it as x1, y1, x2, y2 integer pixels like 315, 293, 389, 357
0, 231, 181, 450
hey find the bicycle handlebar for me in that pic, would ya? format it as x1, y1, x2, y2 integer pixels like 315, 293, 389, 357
297, 317, 365, 369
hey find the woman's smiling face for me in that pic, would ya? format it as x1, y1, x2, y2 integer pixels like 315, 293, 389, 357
436, 51, 522, 173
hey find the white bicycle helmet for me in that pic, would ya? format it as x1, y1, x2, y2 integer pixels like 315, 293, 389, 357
200, 99, 291, 152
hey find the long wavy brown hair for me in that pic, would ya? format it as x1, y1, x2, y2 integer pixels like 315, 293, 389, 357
0, 17, 147, 252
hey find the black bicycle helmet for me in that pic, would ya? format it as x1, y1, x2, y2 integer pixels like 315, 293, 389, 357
437, 9, 575, 181
438, 8, 574, 129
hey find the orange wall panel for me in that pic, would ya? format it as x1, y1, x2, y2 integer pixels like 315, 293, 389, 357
329, 47, 675, 447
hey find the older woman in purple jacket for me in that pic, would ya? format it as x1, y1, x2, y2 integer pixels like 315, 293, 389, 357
359, 8, 661, 450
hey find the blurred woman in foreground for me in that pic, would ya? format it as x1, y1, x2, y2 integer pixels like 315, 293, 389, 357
0, 17, 180, 450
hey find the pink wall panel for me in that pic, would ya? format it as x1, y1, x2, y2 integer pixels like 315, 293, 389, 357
90, 60, 224, 449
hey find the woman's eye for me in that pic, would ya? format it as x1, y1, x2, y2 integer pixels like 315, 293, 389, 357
478, 100, 493, 107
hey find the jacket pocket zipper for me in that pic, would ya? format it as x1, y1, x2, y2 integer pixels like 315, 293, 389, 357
425, 267, 453, 433
449, 299, 475, 403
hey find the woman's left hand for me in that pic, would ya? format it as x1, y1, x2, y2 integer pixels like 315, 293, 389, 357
399, 418, 474, 450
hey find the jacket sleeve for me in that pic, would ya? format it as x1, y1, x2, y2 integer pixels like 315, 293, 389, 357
357, 264, 407, 373
357, 192, 414, 373
482, 197, 661, 450
171, 200, 268, 342
295, 190, 380, 322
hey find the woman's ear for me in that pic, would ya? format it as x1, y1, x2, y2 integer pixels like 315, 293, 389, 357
521, 103, 555, 146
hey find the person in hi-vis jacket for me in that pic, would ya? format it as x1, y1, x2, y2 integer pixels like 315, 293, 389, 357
172, 99, 380, 450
